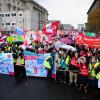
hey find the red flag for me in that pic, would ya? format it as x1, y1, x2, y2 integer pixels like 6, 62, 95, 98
42, 21, 58, 34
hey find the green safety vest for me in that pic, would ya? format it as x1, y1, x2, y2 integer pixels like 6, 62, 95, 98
89, 62, 100, 77
13, 58, 16, 63
43, 56, 52, 69
96, 72, 100, 79
66, 55, 70, 65
21, 58, 24, 65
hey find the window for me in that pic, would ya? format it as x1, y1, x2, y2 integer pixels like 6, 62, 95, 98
12, 23, 14, 25
17, 2, 20, 5
17, 7, 20, 11
6, 14, 8, 17
0, 14, 1, 16
19, 13, 22, 16
13, 0, 15, 3
7, 3, 11, 11
0, 8, 1, 12
12, 13, 16, 16
0, 3, 2, 6
2, 14, 4, 17
8, 14, 10, 17
13, 6, 16, 11
5, 14, 10, 17
6, 23, 10, 25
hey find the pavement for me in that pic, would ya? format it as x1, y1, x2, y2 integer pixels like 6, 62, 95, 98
0, 74, 100, 100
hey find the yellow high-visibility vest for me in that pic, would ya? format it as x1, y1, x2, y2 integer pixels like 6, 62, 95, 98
89, 62, 100, 77
96, 72, 100, 79
66, 55, 70, 65
43, 60, 51, 69
21, 58, 24, 65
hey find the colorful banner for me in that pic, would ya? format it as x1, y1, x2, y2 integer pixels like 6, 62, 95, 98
24, 51, 51, 77
0, 53, 14, 75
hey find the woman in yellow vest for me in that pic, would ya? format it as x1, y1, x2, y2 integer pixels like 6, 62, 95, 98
95, 65, 100, 88
88, 56, 100, 88
15, 53, 26, 79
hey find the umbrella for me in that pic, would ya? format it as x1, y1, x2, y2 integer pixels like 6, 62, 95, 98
61, 44, 76, 51
59, 37, 73, 44
1, 36, 7, 40
6, 36, 15, 43
15, 35, 23, 42
55, 41, 64, 48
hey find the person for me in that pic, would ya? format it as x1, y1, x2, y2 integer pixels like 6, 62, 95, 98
43, 55, 53, 80
88, 56, 100, 89
95, 63, 100, 91
55, 50, 62, 83
59, 53, 67, 84
69, 52, 79, 86
78, 56, 89, 94
15, 53, 26, 79
38, 46, 43, 54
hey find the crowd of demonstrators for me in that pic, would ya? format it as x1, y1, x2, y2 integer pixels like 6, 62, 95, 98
0, 34, 100, 94
54, 45, 100, 94
43, 44, 100, 94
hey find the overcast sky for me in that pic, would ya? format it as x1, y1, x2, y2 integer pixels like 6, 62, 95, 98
34, 0, 94, 28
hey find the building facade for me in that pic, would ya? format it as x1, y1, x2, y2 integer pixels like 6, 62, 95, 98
0, 0, 48, 32
87, 0, 100, 32
61, 24, 73, 31
77, 24, 84, 32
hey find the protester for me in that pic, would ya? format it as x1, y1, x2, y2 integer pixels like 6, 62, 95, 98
15, 53, 26, 79
43, 55, 53, 80
69, 52, 79, 86
78, 56, 88, 94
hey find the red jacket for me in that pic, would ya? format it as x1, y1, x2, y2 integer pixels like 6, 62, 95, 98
71, 57, 79, 67
79, 63, 88, 76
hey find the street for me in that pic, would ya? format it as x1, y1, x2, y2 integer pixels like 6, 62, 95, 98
0, 74, 99, 100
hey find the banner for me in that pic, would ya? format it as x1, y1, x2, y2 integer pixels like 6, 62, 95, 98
24, 51, 51, 77
0, 53, 14, 75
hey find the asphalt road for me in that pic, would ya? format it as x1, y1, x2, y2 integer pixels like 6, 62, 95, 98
0, 74, 99, 100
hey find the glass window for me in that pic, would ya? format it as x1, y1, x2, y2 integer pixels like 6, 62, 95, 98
8, 14, 10, 17
13, 6, 16, 11
6, 23, 10, 25
12, 13, 16, 16
19, 14, 22, 16
14, 13, 16, 16
2, 14, 4, 17
17, 7, 20, 11
12, 23, 14, 25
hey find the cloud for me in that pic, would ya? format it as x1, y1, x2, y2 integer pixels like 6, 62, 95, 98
34, 0, 94, 28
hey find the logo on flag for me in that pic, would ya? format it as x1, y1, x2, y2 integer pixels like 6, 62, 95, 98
42, 21, 58, 34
